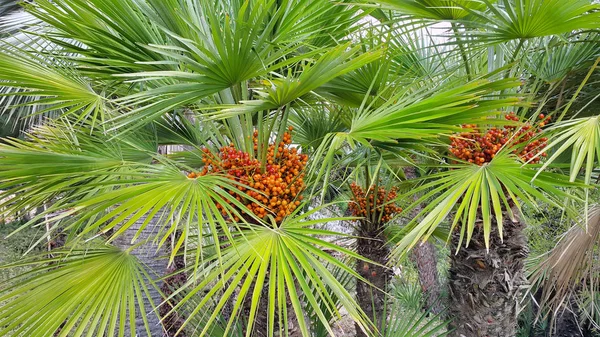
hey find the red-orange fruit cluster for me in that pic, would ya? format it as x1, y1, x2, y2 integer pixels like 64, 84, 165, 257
449, 113, 550, 165
187, 126, 308, 223
349, 183, 402, 223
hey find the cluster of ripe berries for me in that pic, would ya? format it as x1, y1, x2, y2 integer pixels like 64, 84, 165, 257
349, 183, 402, 223
449, 113, 550, 165
187, 126, 308, 223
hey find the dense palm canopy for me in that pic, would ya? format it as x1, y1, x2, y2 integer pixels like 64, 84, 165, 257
0, 0, 599, 336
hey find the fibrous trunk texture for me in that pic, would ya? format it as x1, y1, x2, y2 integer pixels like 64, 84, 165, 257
411, 241, 444, 314
404, 166, 443, 314
449, 208, 527, 337
355, 224, 389, 337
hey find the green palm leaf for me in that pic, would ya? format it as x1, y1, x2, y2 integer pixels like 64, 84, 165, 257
392, 151, 584, 258
525, 34, 600, 84
0, 47, 108, 125
0, 121, 253, 267
384, 307, 451, 337
0, 121, 155, 219
307, 77, 522, 196
468, 0, 600, 43
164, 204, 374, 337
193, 44, 383, 121
0, 246, 160, 337
533, 116, 600, 184
347, 78, 520, 142
28, 0, 170, 74
367, 0, 488, 20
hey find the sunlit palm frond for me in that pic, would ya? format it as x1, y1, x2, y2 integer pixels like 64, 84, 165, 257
383, 306, 451, 337
392, 151, 583, 258
190, 44, 383, 122
0, 246, 161, 337
367, 0, 487, 21
0, 122, 155, 220
28, 0, 170, 74
165, 204, 374, 337
467, 0, 600, 44
347, 77, 520, 142
307, 77, 522, 196
318, 21, 456, 107
0, 47, 109, 126
93, 0, 372, 131
0, 121, 255, 266
525, 34, 600, 84
0, 2, 89, 132
533, 115, 600, 186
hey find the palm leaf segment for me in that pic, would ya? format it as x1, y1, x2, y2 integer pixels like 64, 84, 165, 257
167, 205, 372, 336
468, 0, 600, 43
535, 116, 600, 185
0, 247, 159, 337
528, 205, 600, 323
392, 151, 583, 258
0, 0, 373, 132
308, 77, 522, 196
0, 123, 375, 335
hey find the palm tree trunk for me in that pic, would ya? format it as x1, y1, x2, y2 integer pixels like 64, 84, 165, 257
411, 241, 444, 314
355, 224, 389, 337
448, 206, 527, 337
404, 166, 443, 314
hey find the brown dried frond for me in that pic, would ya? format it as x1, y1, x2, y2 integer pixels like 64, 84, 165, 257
530, 205, 600, 327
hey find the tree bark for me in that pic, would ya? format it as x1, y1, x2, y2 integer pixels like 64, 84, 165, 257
411, 241, 444, 314
404, 166, 444, 314
355, 224, 389, 337
448, 207, 527, 337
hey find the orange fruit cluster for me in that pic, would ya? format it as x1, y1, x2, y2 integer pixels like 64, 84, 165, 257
449, 113, 550, 165
188, 126, 308, 224
349, 183, 402, 223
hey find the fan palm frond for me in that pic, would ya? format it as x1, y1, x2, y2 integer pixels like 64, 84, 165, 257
165, 204, 374, 337
0, 246, 161, 337
392, 151, 584, 258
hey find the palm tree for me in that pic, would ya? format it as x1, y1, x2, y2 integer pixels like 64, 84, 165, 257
0, 1, 380, 336
404, 166, 444, 315
0, 1, 599, 337
372, 1, 600, 335
527, 55, 600, 333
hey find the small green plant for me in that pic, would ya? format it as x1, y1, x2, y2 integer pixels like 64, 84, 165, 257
390, 281, 423, 312
382, 300, 450, 337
